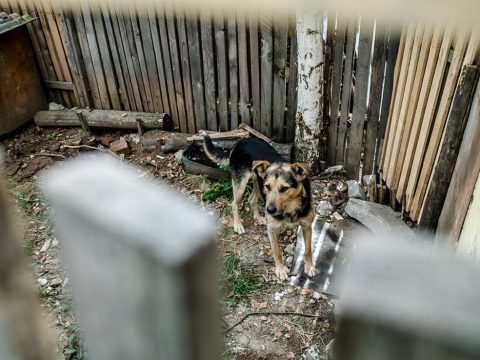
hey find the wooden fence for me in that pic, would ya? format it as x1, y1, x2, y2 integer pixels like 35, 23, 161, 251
378, 25, 480, 223
0, 1, 298, 142
325, 16, 400, 179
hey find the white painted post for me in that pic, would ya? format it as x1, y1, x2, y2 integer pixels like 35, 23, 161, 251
294, 12, 324, 174
41, 155, 219, 360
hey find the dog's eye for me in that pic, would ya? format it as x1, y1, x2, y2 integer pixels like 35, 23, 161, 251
265, 184, 271, 191
279, 186, 289, 193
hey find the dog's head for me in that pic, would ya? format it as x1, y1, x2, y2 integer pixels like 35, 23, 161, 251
252, 161, 310, 220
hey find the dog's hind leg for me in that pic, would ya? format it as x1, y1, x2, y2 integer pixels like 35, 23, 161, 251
249, 177, 266, 225
231, 172, 250, 234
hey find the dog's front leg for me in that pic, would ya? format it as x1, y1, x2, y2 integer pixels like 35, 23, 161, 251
300, 218, 316, 277
267, 223, 289, 280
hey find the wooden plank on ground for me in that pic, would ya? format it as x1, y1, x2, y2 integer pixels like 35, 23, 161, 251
327, 14, 346, 166
249, 14, 261, 131
200, 8, 217, 131
378, 27, 404, 171
92, 10, 121, 109
146, 2, 170, 116
436, 77, 480, 244
381, 22, 416, 185
187, 15, 207, 131
214, 11, 229, 131
363, 23, 387, 175
260, 15, 273, 137
137, 7, 163, 113
228, 13, 239, 129
165, 6, 188, 132
237, 11, 250, 125
285, 15, 298, 143
387, 24, 426, 188
157, 5, 180, 129
272, 15, 288, 142
335, 16, 357, 165
396, 26, 443, 202
405, 27, 454, 212
99, 3, 130, 110
418, 65, 479, 231
410, 32, 469, 220
175, 7, 196, 133
346, 18, 373, 179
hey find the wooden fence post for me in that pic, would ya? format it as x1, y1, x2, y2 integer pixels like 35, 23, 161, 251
0, 177, 55, 360
336, 234, 480, 360
41, 155, 219, 360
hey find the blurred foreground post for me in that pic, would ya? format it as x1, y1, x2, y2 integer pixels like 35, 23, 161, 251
0, 177, 54, 360
335, 234, 480, 360
42, 155, 218, 360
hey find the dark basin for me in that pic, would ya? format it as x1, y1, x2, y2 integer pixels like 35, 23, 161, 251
182, 140, 231, 180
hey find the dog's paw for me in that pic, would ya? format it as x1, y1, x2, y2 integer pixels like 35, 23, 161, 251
304, 262, 316, 278
233, 222, 246, 234
274, 264, 290, 281
254, 215, 266, 225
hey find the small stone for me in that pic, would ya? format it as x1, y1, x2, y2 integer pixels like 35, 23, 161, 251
237, 334, 250, 346
324, 165, 344, 174
285, 243, 295, 255
174, 150, 184, 165
48, 102, 65, 111
50, 278, 63, 287
305, 344, 322, 360
110, 138, 130, 155
37, 278, 48, 286
52, 238, 60, 247
39, 238, 51, 253
362, 174, 375, 187
346, 180, 367, 200
316, 201, 333, 217
141, 137, 158, 152
331, 211, 344, 221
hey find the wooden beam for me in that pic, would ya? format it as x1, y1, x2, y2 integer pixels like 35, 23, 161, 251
43, 80, 74, 91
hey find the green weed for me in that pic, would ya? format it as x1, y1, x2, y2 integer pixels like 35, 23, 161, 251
202, 177, 232, 201
44, 131, 57, 141
222, 253, 263, 307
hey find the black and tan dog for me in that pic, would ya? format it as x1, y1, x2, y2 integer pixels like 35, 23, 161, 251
202, 132, 315, 280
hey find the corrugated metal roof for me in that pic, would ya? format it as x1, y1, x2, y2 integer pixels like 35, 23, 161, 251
0, 12, 37, 36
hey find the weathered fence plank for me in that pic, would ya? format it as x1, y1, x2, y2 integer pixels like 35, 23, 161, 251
200, 8, 217, 131
42, 156, 219, 360
228, 14, 239, 128
272, 15, 288, 142
260, 16, 274, 137
214, 11, 229, 131
285, 16, 298, 143
249, 14, 261, 131
346, 18, 373, 179
419, 65, 479, 231
237, 12, 250, 125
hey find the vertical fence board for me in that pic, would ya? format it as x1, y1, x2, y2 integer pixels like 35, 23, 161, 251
165, 7, 188, 132
249, 14, 261, 131
187, 17, 207, 131
322, 12, 335, 161
176, 8, 196, 133
200, 8, 217, 131
228, 14, 239, 128
346, 19, 373, 179
260, 16, 273, 137
396, 26, 443, 201
272, 15, 288, 142
146, 3, 171, 115
335, 16, 356, 165
285, 17, 298, 143
214, 11, 229, 131
137, 8, 164, 113
363, 25, 387, 175
328, 15, 347, 165
405, 27, 453, 211
237, 12, 250, 125
411, 32, 469, 219
157, 5, 180, 130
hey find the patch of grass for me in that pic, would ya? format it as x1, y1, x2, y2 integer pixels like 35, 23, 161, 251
222, 253, 263, 307
202, 177, 233, 201
44, 131, 57, 141
64, 323, 86, 360
223, 343, 241, 360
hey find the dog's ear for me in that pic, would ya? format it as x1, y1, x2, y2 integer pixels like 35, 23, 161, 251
291, 162, 310, 180
252, 160, 271, 178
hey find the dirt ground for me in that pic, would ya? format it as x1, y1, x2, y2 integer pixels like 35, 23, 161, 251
0, 124, 338, 359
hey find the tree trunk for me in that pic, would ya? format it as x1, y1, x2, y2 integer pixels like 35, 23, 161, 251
294, 12, 324, 174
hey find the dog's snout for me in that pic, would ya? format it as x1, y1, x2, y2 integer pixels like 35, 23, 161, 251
267, 205, 277, 214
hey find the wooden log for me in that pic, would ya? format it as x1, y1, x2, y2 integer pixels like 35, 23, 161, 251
418, 66, 479, 231
34, 109, 171, 130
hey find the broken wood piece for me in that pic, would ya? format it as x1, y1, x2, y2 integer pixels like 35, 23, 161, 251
136, 118, 144, 137
161, 138, 191, 154
345, 198, 413, 239
62, 144, 122, 160
35, 110, 171, 131
186, 129, 249, 141
238, 122, 272, 143
76, 109, 92, 135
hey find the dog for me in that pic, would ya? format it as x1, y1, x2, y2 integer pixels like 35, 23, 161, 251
202, 132, 316, 280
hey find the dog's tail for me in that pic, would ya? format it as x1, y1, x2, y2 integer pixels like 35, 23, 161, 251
202, 131, 230, 166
